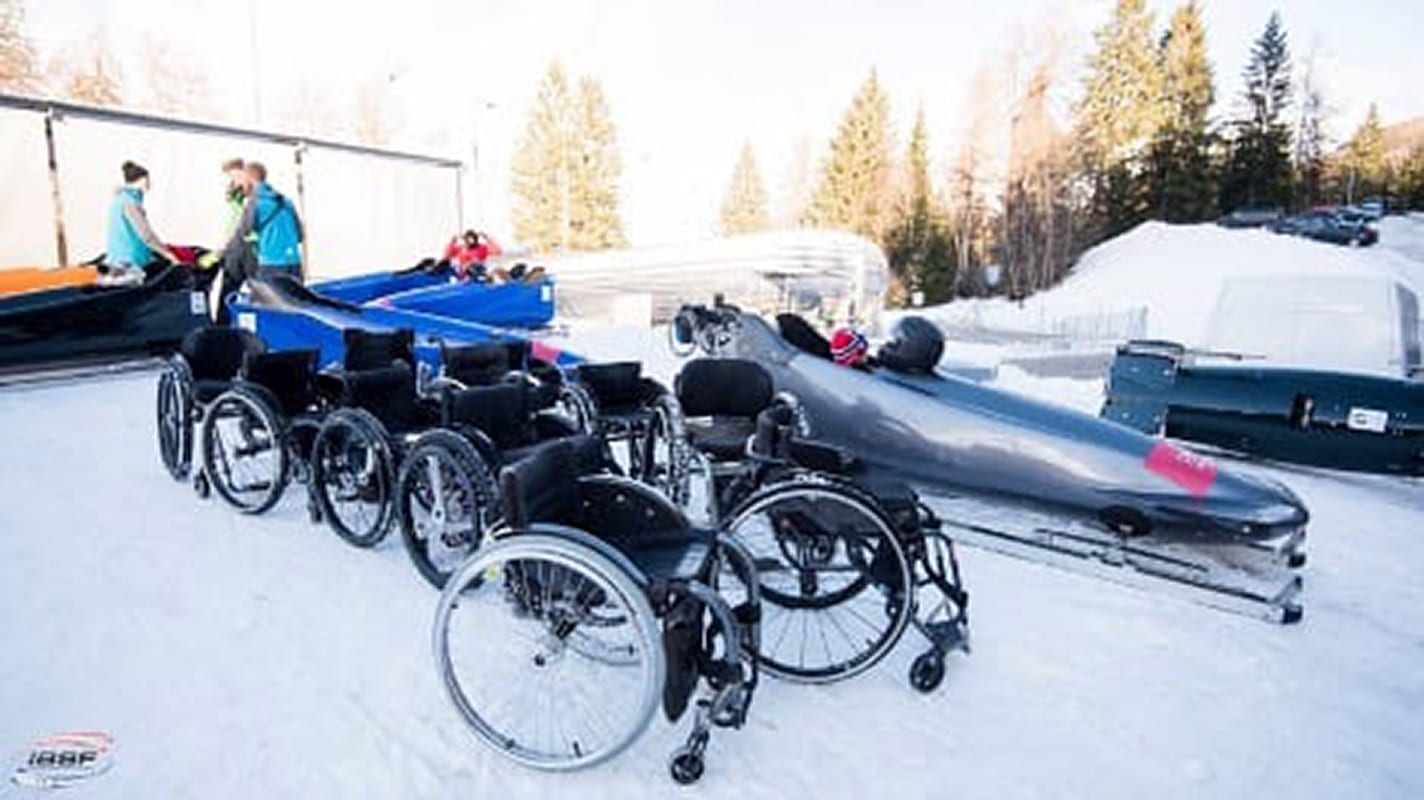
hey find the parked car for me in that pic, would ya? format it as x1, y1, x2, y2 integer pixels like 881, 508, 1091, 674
1360, 197, 1386, 220
1271, 209, 1378, 247
1217, 206, 1285, 228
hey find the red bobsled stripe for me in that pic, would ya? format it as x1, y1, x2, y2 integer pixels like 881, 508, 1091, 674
530, 340, 560, 363
1144, 441, 1217, 497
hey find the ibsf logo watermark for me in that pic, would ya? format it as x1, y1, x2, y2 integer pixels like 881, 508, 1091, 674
10, 731, 114, 790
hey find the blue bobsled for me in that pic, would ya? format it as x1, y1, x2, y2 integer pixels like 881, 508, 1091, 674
227, 276, 579, 372
311, 267, 555, 329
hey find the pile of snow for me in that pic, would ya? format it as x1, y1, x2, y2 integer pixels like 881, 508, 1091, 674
926, 219, 1424, 348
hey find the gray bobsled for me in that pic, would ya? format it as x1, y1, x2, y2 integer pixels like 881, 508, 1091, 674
686, 308, 1310, 623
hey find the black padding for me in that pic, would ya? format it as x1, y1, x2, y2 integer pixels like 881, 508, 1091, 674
577, 362, 642, 407
181, 327, 265, 383
503, 339, 532, 370
500, 439, 582, 528
342, 328, 414, 371
443, 382, 533, 450
776, 314, 832, 360
675, 359, 773, 418
338, 364, 420, 431
440, 342, 510, 387
243, 349, 318, 417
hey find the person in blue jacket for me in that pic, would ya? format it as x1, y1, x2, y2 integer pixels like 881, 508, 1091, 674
219, 160, 304, 285
102, 161, 180, 287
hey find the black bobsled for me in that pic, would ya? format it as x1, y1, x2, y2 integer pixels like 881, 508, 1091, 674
671, 305, 1310, 623
1103, 340, 1424, 477
0, 262, 212, 377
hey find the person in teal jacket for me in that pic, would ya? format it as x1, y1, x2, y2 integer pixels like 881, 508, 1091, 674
219, 160, 304, 284
102, 161, 179, 287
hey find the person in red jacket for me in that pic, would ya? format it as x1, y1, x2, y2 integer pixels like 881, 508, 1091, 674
442, 230, 502, 280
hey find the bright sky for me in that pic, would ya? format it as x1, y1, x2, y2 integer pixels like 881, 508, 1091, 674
26, 0, 1424, 245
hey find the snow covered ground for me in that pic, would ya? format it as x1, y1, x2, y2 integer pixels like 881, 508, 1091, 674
3, 338, 1423, 798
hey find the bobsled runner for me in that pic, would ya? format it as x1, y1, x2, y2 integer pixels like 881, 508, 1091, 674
670, 304, 1309, 624
0, 260, 213, 380
312, 265, 555, 329
227, 275, 578, 373
1103, 340, 1424, 478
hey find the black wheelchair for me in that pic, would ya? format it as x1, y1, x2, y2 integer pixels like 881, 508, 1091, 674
654, 357, 971, 691
557, 361, 683, 482
432, 436, 762, 784
156, 327, 267, 484
394, 376, 589, 589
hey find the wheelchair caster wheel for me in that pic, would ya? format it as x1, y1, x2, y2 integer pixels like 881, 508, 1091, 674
193, 472, 210, 499
669, 749, 705, 785
909, 652, 945, 693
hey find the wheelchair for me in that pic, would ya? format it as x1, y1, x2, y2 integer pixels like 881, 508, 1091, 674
557, 361, 686, 489
657, 357, 971, 691
198, 347, 324, 515
156, 327, 266, 483
395, 376, 590, 589
433, 437, 762, 784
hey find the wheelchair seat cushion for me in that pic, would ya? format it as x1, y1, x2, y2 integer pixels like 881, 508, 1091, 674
243, 349, 319, 417
686, 417, 757, 461
675, 359, 773, 419
181, 327, 265, 383
444, 382, 534, 449
337, 364, 424, 431
342, 328, 414, 371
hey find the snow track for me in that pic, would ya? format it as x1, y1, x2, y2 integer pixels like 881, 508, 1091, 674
2, 370, 1423, 798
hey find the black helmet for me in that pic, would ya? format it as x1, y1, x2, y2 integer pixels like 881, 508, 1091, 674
878, 316, 944, 373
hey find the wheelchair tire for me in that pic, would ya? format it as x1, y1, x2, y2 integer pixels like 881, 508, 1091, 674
724, 478, 912, 684
433, 534, 665, 771
311, 408, 397, 548
200, 386, 290, 515
156, 364, 193, 481
397, 430, 498, 590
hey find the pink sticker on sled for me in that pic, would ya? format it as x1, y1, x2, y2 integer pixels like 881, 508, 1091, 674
530, 341, 561, 363
1145, 441, 1217, 497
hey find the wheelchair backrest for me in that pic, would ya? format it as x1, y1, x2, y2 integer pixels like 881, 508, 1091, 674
443, 382, 533, 450
338, 363, 421, 430
440, 342, 511, 387
576, 361, 650, 409
243, 349, 318, 417
500, 438, 583, 529
342, 328, 414, 371
181, 327, 265, 382
675, 358, 773, 419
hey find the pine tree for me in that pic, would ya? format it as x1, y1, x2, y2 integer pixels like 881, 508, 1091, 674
719, 141, 769, 236
1343, 103, 1386, 202
511, 64, 625, 253
0, 0, 39, 93
1075, 0, 1166, 236
1220, 12, 1294, 211
805, 69, 893, 239
568, 75, 626, 250
883, 108, 955, 305
1293, 52, 1328, 208
511, 63, 575, 253
1398, 145, 1424, 211
1147, 1, 1216, 222
1002, 60, 1077, 295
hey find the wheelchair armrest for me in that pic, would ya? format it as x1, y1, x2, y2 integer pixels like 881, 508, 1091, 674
533, 410, 579, 440
576, 474, 689, 538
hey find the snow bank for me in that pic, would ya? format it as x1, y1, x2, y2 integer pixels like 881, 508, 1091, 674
925, 219, 1424, 349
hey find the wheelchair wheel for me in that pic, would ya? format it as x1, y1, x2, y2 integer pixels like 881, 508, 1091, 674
200, 387, 290, 514
668, 307, 698, 358
156, 365, 193, 481
553, 383, 597, 435
397, 430, 499, 589
725, 479, 912, 684
434, 534, 665, 771
641, 400, 689, 505
311, 408, 396, 548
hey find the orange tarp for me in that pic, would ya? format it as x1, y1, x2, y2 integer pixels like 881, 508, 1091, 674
0, 266, 96, 296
